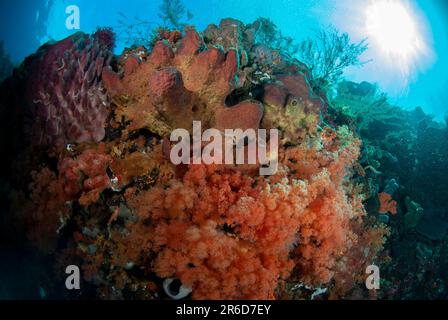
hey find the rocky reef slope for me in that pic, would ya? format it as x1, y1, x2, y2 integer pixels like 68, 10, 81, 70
0, 19, 388, 300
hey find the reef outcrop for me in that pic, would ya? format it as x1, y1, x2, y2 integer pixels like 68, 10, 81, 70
0, 20, 388, 300
330, 79, 448, 299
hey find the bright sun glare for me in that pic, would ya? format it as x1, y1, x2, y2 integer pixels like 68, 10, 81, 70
365, 0, 428, 77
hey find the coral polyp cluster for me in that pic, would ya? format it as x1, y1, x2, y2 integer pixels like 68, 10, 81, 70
121, 127, 378, 299
0, 19, 388, 300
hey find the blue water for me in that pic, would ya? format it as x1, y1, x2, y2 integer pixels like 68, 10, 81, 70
1, 0, 447, 121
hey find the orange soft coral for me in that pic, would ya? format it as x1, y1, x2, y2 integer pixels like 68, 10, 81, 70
128, 165, 305, 299
330, 217, 390, 299
19, 167, 71, 253
378, 192, 397, 215
58, 147, 112, 206
121, 128, 374, 299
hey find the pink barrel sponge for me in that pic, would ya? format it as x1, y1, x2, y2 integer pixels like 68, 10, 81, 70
26, 30, 114, 147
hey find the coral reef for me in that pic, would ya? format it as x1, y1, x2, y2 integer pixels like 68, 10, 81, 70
0, 19, 389, 300
330, 79, 448, 299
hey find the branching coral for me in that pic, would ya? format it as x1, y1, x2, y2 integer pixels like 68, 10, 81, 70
116, 12, 159, 49
297, 27, 369, 93
116, 0, 191, 50
158, 0, 193, 30
252, 17, 299, 57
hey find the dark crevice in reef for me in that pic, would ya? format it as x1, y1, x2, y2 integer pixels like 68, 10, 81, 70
127, 128, 161, 144
225, 84, 264, 107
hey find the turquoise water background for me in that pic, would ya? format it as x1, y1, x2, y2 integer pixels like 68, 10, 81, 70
0, 0, 447, 121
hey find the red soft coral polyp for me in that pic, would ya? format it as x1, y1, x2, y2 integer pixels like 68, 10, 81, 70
59, 148, 112, 206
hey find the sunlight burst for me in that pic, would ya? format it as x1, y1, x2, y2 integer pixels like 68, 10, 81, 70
365, 0, 428, 78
